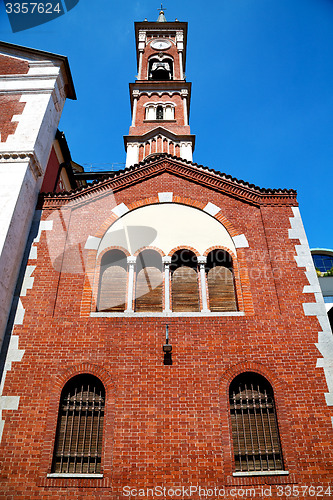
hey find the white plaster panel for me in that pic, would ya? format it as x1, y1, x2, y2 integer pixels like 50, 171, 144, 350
98, 203, 236, 257
180, 142, 193, 162
84, 236, 101, 250
0, 165, 41, 346
233, 234, 250, 248
112, 203, 129, 217
158, 192, 173, 203
0, 162, 27, 250
125, 143, 139, 168
203, 202, 221, 216
27, 63, 60, 77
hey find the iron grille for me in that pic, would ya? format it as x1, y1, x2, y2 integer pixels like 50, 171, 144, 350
52, 375, 105, 474
229, 373, 283, 472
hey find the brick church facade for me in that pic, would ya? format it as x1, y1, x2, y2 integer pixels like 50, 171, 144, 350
1, 10, 333, 500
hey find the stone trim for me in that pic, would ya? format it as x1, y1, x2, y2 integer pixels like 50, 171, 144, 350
158, 191, 173, 202
0, 212, 53, 444
203, 202, 221, 216
91, 311, 245, 318
232, 234, 249, 248
289, 207, 333, 413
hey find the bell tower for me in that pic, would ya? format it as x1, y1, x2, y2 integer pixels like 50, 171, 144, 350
124, 7, 195, 167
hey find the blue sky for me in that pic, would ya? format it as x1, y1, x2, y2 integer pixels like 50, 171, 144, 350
0, 0, 332, 249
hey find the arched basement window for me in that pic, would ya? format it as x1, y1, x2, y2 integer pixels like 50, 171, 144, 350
135, 249, 163, 312
97, 249, 127, 312
171, 249, 200, 312
206, 249, 237, 312
229, 373, 284, 473
52, 374, 105, 474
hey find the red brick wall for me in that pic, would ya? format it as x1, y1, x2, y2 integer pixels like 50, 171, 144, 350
0, 169, 332, 499
0, 95, 25, 142
0, 54, 29, 75
140, 43, 181, 81
129, 93, 189, 136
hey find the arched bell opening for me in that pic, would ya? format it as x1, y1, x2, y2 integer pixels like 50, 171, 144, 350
148, 56, 173, 81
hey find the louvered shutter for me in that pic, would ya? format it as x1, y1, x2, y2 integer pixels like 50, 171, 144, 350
135, 267, 163, 312
97, 265, 127, 312
172, 266, 200, 312
207, 266, 237, 312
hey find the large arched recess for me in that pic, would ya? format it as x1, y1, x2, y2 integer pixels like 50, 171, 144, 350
81, 199, 253, 316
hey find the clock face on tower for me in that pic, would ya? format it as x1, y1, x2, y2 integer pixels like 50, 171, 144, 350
151, 39, 171, 50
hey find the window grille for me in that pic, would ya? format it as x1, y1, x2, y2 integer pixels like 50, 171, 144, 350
52, 375, 105, 474
229, 373, 283, 472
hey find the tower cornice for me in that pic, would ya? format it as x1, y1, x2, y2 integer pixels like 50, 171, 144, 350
129, 81, 191, 109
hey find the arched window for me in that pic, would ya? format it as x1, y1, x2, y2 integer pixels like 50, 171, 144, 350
52, 374, 105, 474
229, 373, 283, 473
206, 249, 237, 312
156, 105, 164, 120
135, 249, 163, 312
171, 249, 200, 312
97, 249, 127, 312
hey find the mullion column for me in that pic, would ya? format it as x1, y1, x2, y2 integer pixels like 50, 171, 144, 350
126, 256, 137, 312
198, 256, 209, 312
162, 256, 172, 312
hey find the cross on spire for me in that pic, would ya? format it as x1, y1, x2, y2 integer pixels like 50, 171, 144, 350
156, 3, 167, 22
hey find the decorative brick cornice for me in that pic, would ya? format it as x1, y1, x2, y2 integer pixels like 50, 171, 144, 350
39, 154, 298, 209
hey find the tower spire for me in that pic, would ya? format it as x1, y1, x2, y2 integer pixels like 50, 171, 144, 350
157, 3, 167, 22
